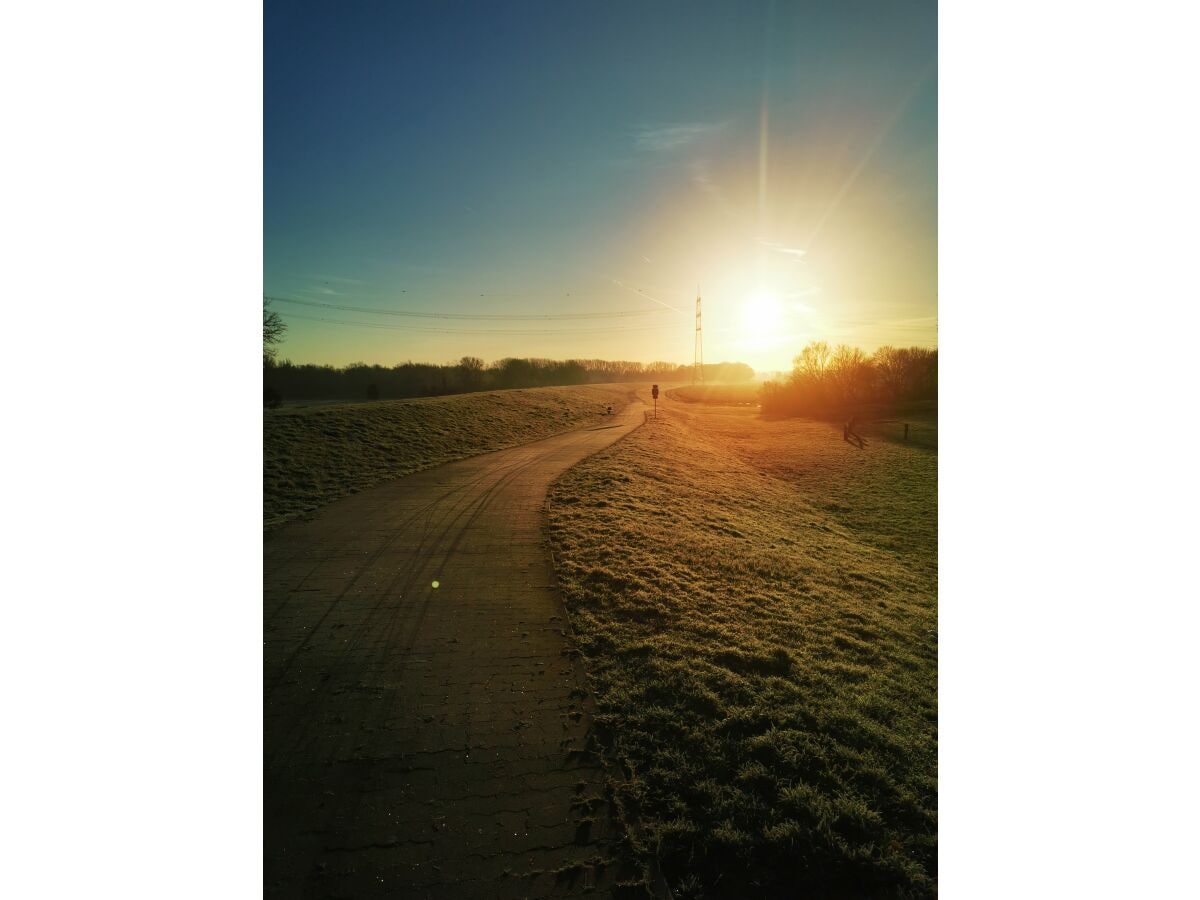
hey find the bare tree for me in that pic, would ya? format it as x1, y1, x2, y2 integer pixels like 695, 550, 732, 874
264, 300, 287, 365
872, 346, 905, 400
829, 344, 872, 403
457, 356, 485, 391
793, 341, 832, 380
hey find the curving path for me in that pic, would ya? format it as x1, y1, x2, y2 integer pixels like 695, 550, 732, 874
265, 401, 646, 898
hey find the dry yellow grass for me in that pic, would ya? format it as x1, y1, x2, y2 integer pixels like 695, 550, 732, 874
549, 393, 936, 897
264, 384, 635, 528
666, 382, 761, 406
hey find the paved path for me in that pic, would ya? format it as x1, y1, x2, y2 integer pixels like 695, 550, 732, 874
265, 402, 646, 898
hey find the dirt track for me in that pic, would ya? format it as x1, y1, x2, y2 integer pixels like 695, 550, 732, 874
265, 402, 646, 897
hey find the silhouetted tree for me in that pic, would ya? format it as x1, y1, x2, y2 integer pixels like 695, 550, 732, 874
457, 356, 485, 391
260, 355, 756, 402
760, 341, 936, 419
263, 301, 286, 365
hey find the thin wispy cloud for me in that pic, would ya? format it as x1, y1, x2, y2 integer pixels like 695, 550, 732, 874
782, 286, 821, 299
690, 159, 718, 194
312, 274, 364, 285
690, 159, 759, 236
838, 315, 938, 329
818, 315, 939, 347
781, 290, 819, 316
757, 239, 807, 259
634, 121, 724, 152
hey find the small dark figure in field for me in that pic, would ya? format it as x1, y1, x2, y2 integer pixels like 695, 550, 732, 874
844, 416, 867, 449
606, 406, 612, 415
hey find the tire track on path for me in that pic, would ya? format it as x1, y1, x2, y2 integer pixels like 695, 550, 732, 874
264, 401, 647, 898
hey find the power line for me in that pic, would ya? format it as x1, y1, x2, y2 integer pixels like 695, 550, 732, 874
280, 311, 683, 336
264, 294, 671, 321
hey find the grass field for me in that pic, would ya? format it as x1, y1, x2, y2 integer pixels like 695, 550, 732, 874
666, 383, 761, 405
549, 392, 937, 897
264, 384, 635, 528
853, 413, 938, 453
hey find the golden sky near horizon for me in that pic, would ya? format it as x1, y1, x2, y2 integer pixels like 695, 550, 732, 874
265, 3, 936, 374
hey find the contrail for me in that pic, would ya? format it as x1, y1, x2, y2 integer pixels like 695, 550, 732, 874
610, 280, 688, 315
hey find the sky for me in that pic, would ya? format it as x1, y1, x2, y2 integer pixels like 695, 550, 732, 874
265, 0, 936, 374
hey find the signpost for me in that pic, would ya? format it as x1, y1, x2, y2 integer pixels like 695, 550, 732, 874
652, 384, 659, 418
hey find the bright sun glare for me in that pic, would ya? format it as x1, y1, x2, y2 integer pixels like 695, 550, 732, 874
740, 290, 784, 341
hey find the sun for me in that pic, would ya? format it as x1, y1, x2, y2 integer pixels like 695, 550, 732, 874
740, 290, 784, 341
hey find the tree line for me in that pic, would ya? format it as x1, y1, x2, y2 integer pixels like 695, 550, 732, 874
264, 356, 753, 405
760, 342, 936, 418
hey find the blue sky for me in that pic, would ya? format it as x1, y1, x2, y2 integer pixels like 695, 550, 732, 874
265, 0, 936, 372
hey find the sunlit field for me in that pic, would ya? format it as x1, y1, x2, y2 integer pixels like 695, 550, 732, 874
549, 390, 937, 897
264, 384, 634, 528
666, 383, 761, 406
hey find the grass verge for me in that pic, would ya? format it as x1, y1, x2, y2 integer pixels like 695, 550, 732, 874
548, 397, 936, 898
265, 384, 635, 528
